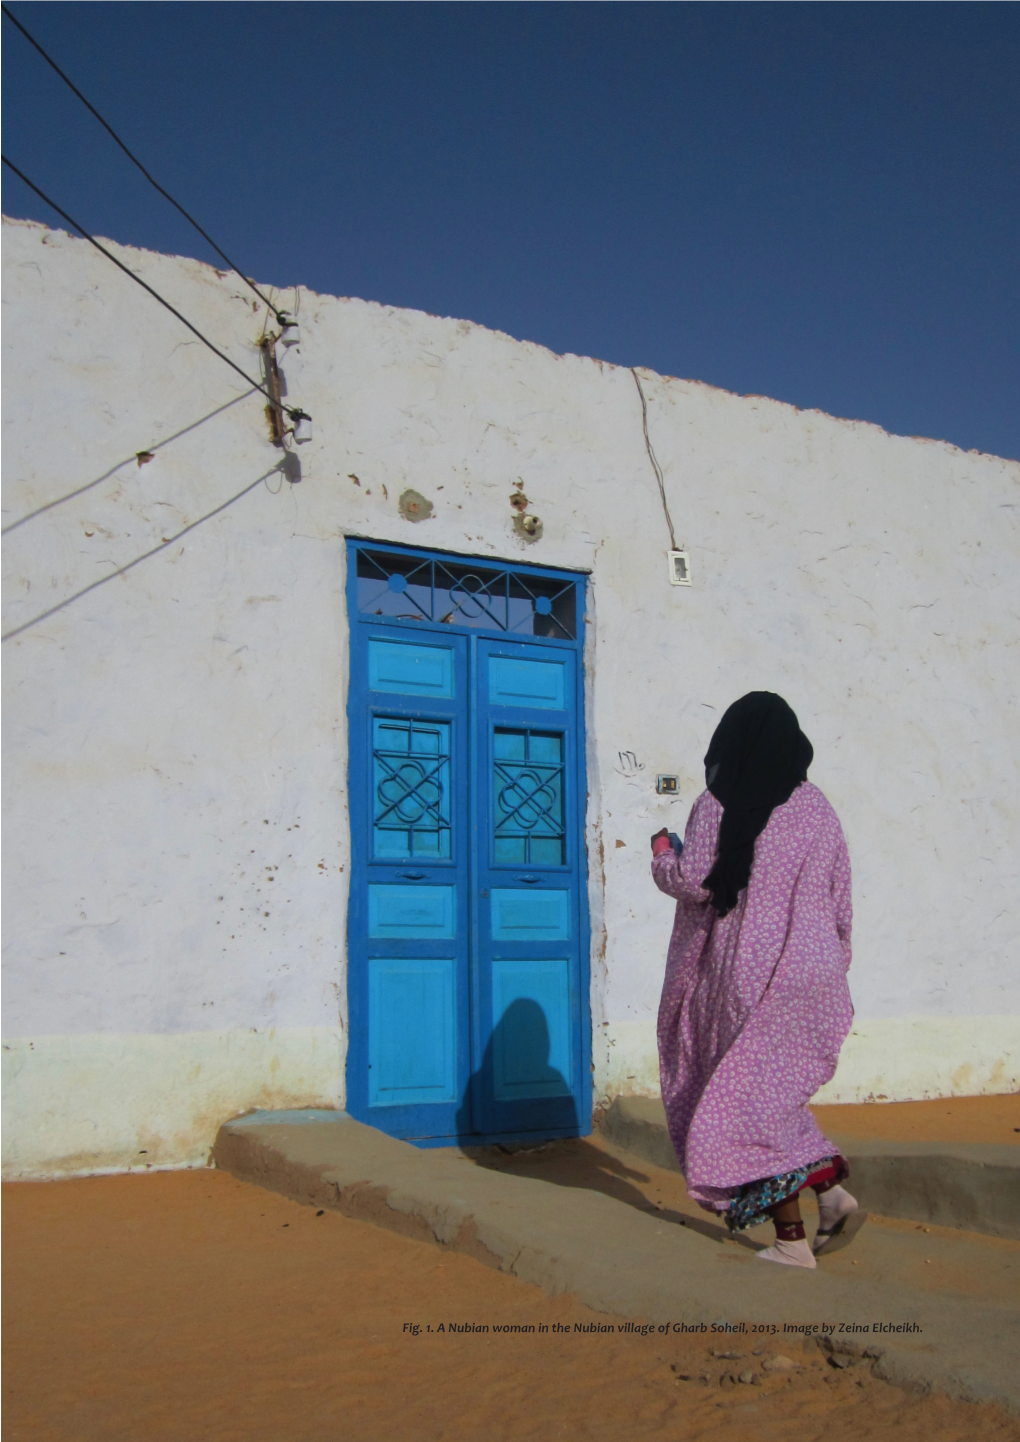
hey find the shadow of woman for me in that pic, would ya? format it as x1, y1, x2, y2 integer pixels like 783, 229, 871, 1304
455, 996, 578, 1143
460, 1132, 756, 1248
453, 1000, 757, 1251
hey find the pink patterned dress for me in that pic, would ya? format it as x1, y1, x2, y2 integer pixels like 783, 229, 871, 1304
652, 782, 853, 1212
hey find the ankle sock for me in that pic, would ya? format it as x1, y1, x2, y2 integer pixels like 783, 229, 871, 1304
755, 1237, 816, 1269
816, 1184, 858, 1232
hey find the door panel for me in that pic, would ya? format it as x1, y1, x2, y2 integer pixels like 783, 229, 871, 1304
471, 637, 582, 1139
347, 630, 470, 1140
368, 884, 457, 939
368, 957, 457, 1105
490, 889, 571, 940
488, 654, 567, 709
368, 638, 455, 697
491, 960, 573, 1099
347, 543, 589, 1145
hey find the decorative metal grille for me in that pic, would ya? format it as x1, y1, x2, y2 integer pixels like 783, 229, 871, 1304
373, 718, 452, 859
356, 548, 577, 640
493, 728, 565, 865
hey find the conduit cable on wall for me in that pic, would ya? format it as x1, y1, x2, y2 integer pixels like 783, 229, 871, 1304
631, 367, 679, 553
1, 2, 288, 324
1, 156, 306, 425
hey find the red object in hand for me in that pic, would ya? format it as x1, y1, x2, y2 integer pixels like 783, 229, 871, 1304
651, 829, 672, 857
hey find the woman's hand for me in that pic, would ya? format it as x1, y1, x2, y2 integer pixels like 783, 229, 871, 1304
650, 827, 670, 853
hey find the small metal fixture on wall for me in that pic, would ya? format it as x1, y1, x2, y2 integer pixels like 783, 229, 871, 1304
510, 482, 542, 542
514, 513, 543, 541
656, 774, 679, 795
667, 550, 691, 586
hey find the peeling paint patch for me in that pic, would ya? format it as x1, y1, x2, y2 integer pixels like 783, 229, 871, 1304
398, 489, 433, 522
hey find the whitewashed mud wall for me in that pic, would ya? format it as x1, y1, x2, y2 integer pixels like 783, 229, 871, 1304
3, 217, 1018, 1177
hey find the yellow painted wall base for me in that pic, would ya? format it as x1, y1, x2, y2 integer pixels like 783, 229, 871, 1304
4, 1015, 1015, 1179
1, 1029, 344, 1179
596, 1015, 1019, 1106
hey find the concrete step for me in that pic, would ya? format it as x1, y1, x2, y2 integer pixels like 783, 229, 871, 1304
212, 1109, 1020, 1416
599, 1096, 1020, 1241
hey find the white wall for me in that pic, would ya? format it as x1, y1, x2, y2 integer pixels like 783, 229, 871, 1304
3, 217, 1018, 1176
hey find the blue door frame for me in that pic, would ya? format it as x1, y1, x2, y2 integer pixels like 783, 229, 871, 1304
345, 539, 591, 1146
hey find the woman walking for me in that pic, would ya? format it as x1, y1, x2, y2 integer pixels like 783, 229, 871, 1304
651, 692, 864, 1269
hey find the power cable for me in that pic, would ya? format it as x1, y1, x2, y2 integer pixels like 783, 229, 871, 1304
631, 368, 679, 552
1, 155, 306, 424
1, 2, 286, 323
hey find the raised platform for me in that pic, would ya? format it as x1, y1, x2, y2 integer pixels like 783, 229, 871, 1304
212, 1109, 1020, 1415
598, 1096, 1020, 1240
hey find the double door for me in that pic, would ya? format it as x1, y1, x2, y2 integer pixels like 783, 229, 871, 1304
346, 557, 589, 1144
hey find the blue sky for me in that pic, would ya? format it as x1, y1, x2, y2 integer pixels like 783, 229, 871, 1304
3, 2, 1018, 459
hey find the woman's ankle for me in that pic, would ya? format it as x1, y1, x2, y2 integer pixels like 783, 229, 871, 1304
774, 1218, 806, 1242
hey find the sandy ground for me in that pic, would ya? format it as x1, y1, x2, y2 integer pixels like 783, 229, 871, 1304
4, 1097, 1019, 1442
811, 1093, 1020, 1144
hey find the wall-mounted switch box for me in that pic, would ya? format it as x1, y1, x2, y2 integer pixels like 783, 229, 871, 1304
668, 550, 691, 586
656, 774, 679, 795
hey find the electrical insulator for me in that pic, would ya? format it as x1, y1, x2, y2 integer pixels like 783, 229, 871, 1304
278, 314, 301, 347
292, 412, 313, 444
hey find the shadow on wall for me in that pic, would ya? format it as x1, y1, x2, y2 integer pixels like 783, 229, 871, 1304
455, 997, 578, 1142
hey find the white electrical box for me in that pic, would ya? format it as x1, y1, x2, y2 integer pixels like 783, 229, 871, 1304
668, 550, 692, 586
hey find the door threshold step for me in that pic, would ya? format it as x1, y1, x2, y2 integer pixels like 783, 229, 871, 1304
212, 1108, 1019, 1418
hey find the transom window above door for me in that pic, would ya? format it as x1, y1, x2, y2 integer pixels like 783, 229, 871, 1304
355, 546, 578, 640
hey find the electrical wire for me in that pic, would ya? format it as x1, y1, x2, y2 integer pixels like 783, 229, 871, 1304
631, 367, 679, 552
1, 2, 286, 323
1, 155, 305, 423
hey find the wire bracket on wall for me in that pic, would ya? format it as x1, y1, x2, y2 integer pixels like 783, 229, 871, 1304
631, 367, 691, 586
260, 327, 312, 448
261, 336, 287, 445
1, 154, 313, 462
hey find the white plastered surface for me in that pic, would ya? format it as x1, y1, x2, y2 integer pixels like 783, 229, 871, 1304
3, 218, 1018, 1174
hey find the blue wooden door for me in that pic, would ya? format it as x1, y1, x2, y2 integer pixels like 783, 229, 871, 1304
471, 639, 583, 1137
346, 542, 590, 1145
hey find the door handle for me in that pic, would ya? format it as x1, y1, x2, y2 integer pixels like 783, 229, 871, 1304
516, 875, 541, 884
399, 871, 427, 881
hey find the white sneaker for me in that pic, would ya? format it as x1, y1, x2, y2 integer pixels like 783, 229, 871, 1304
755, 1237, 816, 1269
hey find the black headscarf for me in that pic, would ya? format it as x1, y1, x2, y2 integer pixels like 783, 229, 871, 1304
702, 692, 813, 918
